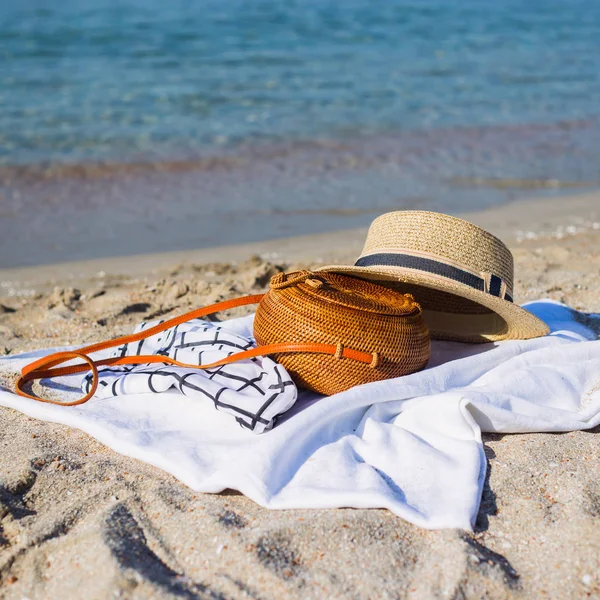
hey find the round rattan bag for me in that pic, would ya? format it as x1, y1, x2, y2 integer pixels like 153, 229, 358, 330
253, 270, 430, 395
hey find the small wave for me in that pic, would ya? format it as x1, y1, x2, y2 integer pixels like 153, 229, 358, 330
0, 156, 244, 184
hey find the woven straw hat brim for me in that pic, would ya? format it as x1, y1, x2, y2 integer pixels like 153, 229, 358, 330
316, 264, 550, 342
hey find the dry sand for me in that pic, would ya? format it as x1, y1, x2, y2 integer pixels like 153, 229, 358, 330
0, 193, 599, 599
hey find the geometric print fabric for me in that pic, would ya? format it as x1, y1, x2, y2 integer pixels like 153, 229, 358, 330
83, 318, 297, 433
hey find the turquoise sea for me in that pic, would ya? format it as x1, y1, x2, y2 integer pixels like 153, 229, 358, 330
1, 0, 600, 267
2, 0, 600, 165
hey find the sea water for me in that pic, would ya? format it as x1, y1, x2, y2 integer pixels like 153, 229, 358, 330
1, 0, 600, 266
2, 0, 600, 165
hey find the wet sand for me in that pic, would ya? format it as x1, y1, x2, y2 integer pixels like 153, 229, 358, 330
0, 191, 599, 599
2, 120, 600, 269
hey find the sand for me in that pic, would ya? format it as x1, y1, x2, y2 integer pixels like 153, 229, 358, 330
0, 192, 599, 599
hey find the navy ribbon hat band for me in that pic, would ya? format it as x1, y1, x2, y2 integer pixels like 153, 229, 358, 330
354, 253, 513, 303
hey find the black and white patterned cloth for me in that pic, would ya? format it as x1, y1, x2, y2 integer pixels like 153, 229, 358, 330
82, 317, 297, 433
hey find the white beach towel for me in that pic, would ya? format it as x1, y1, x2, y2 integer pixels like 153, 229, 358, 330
1, 300, 599, 530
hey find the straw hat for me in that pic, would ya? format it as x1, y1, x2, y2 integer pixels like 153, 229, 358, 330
317, 210, 549, 342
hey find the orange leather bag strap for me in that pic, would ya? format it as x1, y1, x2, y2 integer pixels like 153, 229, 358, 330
16, 293, 376, 406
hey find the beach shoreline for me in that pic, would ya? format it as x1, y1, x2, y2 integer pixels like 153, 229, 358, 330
3, 117, 600, 270
1, 189, 599, 299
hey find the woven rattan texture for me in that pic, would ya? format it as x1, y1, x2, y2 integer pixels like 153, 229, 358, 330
362, 211, 515, 290
254, 272, 430, 395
